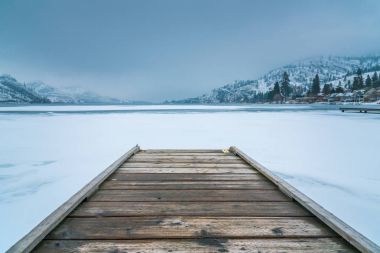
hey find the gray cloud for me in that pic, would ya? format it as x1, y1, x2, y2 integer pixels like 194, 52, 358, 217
1, 0, 380, 101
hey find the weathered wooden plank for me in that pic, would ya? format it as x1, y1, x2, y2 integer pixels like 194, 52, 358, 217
121, 162, 251, 168
33, 238, 358, 253
132, 155, 239, 160
117, 167, 255, 174
137, 152, 233, 156
100, 180, 275, 190
128, 157, 246, 164
71, 201, 310, 217
89, 189, 290, 202
6, 145, 141, 253
141, 149, 223, 153
230, 146, 380, 253
47, 217, 334, 240
130, 157, 246, 164
10, 146, 368, 253
110, 173, 265, 181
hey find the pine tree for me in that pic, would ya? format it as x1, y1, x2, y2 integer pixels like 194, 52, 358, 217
273, 81, 281, 95
322, 83, 331, 95
336, 85, 344, 93
311, 74, 320, 96
372, 72, 379, 87
346, 80, 352, 90
272, 81, 282, 102
365, 75, 372, 87
267, 90, 273, 101
356, 68, 364, 89
280, 72, 291, 100
352, 77, 359, 90
358, 76, 364, 89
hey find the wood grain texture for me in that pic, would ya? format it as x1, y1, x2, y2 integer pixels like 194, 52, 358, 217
140, 149, 224, 153
137, 152, 233, 156
100, 180, 275, 190
230, 146, 379, 253
118, 167, 254, 173
16, 147, 363, 253
128, 157, 246, 164
47, 217, 334, 239
71, 201, 310, 217
132, 155, 239, 160
110, 173, 264, 181
89, 189, 290, 202
5, 145, 140, 253
122, 162, 251, 168
33, 238, 358, 253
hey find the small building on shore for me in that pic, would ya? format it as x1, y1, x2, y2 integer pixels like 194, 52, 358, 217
364, 88, 380, 102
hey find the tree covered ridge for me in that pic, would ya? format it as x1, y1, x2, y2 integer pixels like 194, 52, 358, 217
170, 56, 380, 104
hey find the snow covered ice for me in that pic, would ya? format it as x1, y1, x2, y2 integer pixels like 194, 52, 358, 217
0, 104, 380, 251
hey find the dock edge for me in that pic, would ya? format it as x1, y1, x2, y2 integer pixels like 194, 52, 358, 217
6, 145, 140, 253
229, 146, 380, 253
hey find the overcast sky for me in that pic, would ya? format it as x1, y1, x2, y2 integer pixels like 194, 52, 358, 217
1, 0, 380, 101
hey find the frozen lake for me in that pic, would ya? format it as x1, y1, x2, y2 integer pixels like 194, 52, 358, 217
1, 104, 380, 251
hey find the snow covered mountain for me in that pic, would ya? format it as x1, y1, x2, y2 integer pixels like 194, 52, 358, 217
26, 81, 125, 104
0, 75, 50, 103
173, 56, 380, 103
0, 74, 127, 104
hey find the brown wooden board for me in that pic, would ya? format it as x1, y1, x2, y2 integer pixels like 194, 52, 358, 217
110, 173, 265, 181
100, 180, 275, 190
88, 189, 290, 202
117, 167, 255, 173
140, 149, 224, 153
128, 157, 247, 164
230, 146, 379, 253
121, 162, 252, 168
6, 145, 141, 253
46, 217, 334, 240
132, 155, 240, 160
12, 147, 364, 253
71, 201, 311, 217
33, 238, 358, 253
136, 152, 233, 156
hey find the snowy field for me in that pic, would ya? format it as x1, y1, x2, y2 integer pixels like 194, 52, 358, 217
0, 104, 380, 251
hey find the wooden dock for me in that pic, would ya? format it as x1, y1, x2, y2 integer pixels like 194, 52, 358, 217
7, 146, 379, 253
340, 105, 380, 113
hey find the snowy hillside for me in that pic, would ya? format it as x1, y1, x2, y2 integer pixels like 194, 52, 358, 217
0, 74, 127, 104
0, 75, 49, 103
173, 56, 380, 103
27, 81, 126, 104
